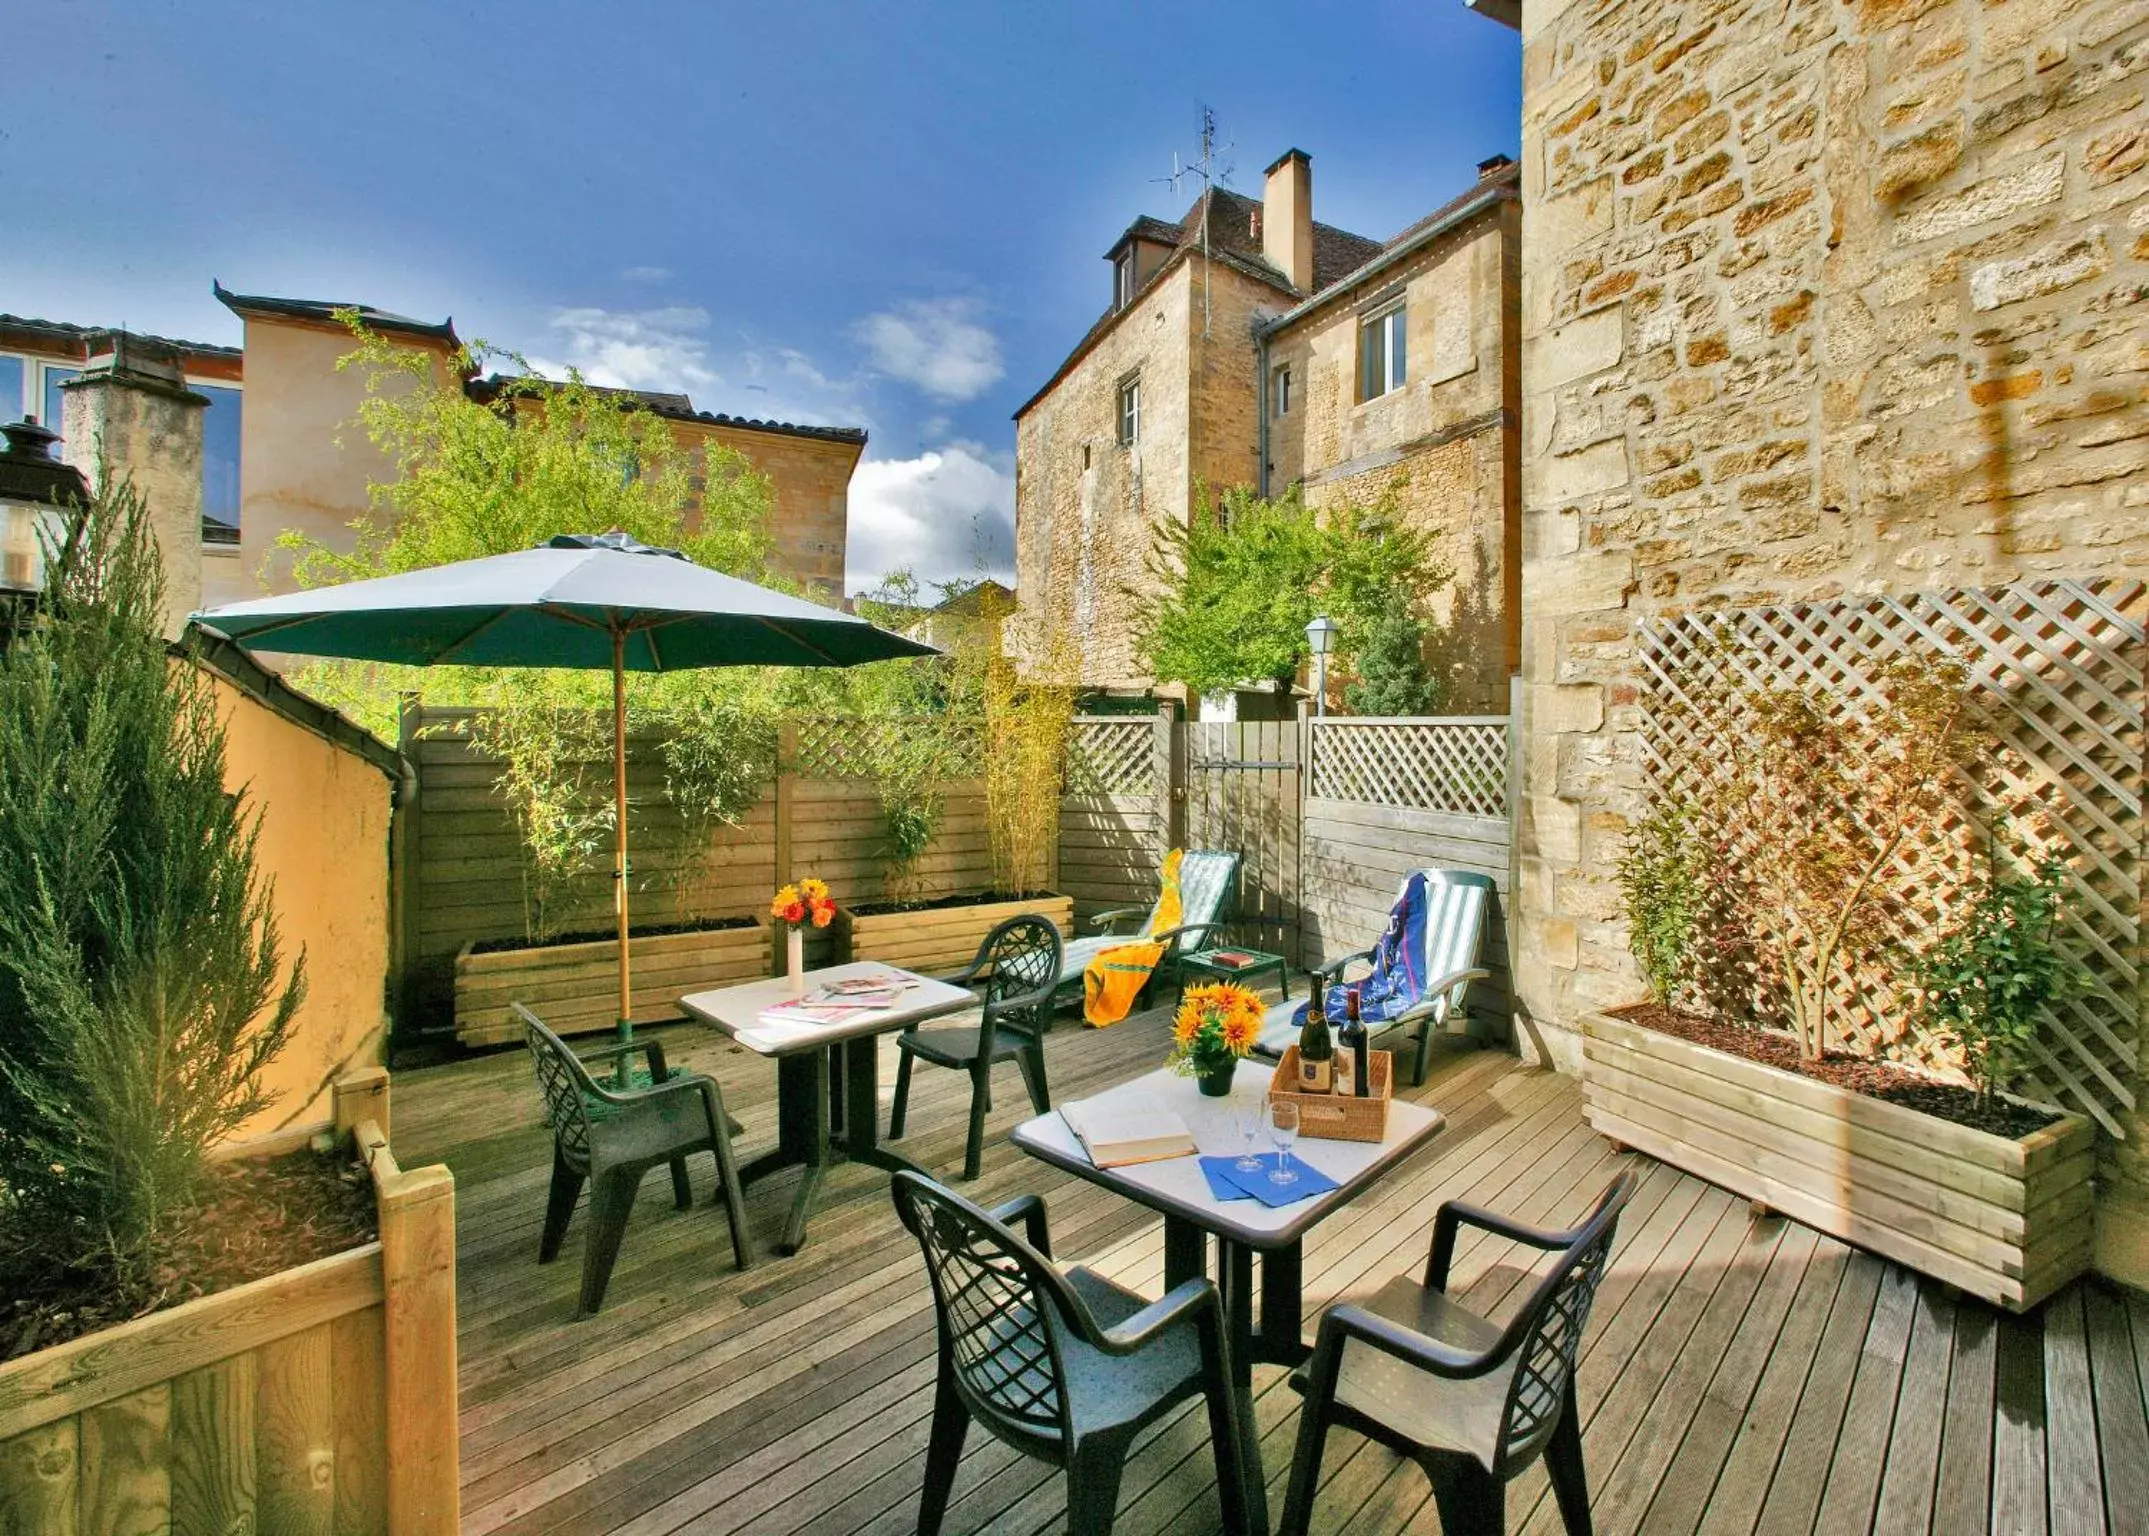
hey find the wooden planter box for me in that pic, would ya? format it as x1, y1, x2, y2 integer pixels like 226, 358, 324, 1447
454, 922, 767, 1048
0, 1070, 457, 1535
836, 893, 1075, 975
1581, 1009, 2094, 1312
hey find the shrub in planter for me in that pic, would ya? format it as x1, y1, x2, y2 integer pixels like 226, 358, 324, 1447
0, 475, 304, 1292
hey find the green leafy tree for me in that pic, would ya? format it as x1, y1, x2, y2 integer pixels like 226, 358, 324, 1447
1134, 484, 1452, 704
280, 321, 790, 938
1618, 800, 1705, 1006
1916, 841, 2078, 1104
0, 476, 303, 1287
1342, 596, 1444, 715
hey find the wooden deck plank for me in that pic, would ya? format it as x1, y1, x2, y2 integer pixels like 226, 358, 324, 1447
382, 1003, 2149, 1536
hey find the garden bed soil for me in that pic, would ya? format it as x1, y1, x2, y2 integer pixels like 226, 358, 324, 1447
844, 889, 1059, 919
1611, 1002, 2060, 1139
0, 1144, 379, 1362
470, 911, 755, 955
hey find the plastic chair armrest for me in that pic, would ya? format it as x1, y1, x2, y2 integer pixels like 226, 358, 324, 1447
1089, 906, 1150, 932
573, 1035, 672, 1082
1094, 1278, 1218, 1355
1311, 950, 1375, 980
1424, 965, 1492, 999
988, 1193, 1053, 1257
1150, 919, 1225, 953
1317, 1301, 1497, 1381
1428, 1196, 1584, 1288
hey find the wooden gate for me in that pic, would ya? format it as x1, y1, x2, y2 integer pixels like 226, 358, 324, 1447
1183, 721, 1301, 957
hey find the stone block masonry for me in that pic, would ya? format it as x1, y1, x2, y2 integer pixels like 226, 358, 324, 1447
1516, 0, 2147, 1276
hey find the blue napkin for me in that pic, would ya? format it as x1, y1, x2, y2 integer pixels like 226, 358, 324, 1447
1198, 1155, 1258, 1201
1216, 1153, 1340, 1207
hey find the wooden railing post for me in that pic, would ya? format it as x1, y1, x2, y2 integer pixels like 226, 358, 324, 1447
359, 1119, 458, 1536
334, 1066, 391, 1145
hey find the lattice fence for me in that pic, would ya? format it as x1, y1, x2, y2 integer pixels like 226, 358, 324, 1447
1065, 718, 1157, 797
1308, 717, 1510, 817
1638, 579, 2145, 1136
791, 716, 981, 779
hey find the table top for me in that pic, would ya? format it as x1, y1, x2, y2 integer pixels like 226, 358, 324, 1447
1011, 1065, 1445, 1249
680, 962, 977, 1057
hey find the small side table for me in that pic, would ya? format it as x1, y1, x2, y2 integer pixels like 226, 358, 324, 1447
1177, 946, 1291, 1003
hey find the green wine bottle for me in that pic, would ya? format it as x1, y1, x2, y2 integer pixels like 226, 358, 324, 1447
1298, 973, 1334, 1093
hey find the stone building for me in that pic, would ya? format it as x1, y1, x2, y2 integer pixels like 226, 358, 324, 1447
1501, 0, 2147, 1275
1, 286, 866, 614
1013, 149, 1524, 709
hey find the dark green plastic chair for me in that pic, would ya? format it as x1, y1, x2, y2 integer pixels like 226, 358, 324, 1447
889, 914, 1063, 1181
891, 1172, 1258, 1536
519, 1004, 754, 1314
1279, 1171, 1637, 1536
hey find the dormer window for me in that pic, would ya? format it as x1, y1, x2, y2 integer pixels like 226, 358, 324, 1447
1114, 251, 1135, 310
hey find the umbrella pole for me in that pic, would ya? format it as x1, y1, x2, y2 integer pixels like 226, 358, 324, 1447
613, 627, 633, 1062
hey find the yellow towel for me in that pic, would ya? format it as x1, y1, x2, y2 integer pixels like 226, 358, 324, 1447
1083, 850, 1187, 1026
1084, 941, 1165, 1027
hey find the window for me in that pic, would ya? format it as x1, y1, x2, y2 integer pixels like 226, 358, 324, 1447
1117, 376, 1141, 446
41, 365, 79, 444
1271, 363, 1293, 418
1114, 252, 1135, 310
1359, 302, 1407, 401
197, 384, 242, 530
0, 357, 21, 422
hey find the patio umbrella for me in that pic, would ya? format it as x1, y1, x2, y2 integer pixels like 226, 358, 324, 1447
194, 531, 938, 1043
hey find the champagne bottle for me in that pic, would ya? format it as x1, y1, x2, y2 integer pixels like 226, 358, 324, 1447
1297, 974, 1333, 1093
1341, 987, 1371, 1098
1335, 986, 1360, 1097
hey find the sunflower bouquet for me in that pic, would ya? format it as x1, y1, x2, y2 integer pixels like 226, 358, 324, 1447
1168, 981, 1264, 1089
771, 876, 836, 930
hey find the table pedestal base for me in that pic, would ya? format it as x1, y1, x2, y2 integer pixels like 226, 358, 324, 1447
737, 1037, 924, 1254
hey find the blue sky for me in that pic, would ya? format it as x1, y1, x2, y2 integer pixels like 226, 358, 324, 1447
3, 1, 1520, 590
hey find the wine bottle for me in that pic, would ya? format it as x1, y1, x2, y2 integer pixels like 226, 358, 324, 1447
1335, 986, 1361, 1097
1297, 975, 1334, 1093
1340, 992, 1375, 1099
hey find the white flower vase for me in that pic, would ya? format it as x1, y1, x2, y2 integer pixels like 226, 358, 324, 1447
786, 925, 805, 995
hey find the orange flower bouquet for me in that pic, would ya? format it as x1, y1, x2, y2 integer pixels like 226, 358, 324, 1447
1168, 981, 1265, 1096
770, 877, 836, 931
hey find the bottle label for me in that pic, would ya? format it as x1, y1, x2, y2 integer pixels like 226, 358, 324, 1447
1334, 1046, 1356, 1096
1298, 1054, 1331, 1093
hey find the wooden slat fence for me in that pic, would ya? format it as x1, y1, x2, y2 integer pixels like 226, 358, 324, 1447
1185, 721, 1301, 955
1058, 715, 1171, 921
1302, 712, 1517, 1036
1638, 578, 2145, 1137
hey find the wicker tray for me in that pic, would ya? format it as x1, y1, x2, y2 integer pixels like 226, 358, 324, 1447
1267, 1045, 1394, 1143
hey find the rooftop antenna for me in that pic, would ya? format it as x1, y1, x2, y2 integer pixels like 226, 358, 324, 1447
1153, 105, 1235, 338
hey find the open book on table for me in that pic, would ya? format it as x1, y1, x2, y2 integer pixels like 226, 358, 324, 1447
1060, 1093, 1196, 1168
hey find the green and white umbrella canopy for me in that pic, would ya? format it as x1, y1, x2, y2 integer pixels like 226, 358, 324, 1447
195, 532, 940, 1042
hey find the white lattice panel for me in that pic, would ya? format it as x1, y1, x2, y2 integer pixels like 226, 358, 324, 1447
1065, 719, 1156, 797
1638, 579, 2145, 1136
792, 717, 978, 779
1309, 718, 1509, 818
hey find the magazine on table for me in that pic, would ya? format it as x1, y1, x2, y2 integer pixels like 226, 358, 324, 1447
757, 972, 916, 1027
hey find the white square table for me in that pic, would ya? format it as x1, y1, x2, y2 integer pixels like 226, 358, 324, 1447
681, 962, 978, 1253
1011, 1065, 1445, 1400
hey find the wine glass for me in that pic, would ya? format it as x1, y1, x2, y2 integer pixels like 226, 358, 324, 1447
1235, 1102, 1267, 1171
1268, 1100, 1301, 1185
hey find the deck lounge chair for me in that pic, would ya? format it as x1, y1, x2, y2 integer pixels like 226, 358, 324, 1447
1056, 848, 1241, 1010
1256, 869, 1493, 1086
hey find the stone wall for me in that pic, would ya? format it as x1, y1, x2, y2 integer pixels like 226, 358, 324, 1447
683, 419, 858, 598
1267, 196, 1523, 709
1514, 0, 2148, 1276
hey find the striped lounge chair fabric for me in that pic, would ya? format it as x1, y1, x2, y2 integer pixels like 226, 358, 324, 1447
1255, 869, 1493, 1087
1057, 849, 1241, 991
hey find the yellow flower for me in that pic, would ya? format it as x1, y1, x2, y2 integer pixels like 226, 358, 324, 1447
1172, 1007, 1204, 1047
799, 876, 830, 901
770, 884, 800, 919
1219, 1009, 1259, 1052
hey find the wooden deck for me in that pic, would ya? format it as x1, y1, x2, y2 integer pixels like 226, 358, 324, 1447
396, 1006, 2149, 1535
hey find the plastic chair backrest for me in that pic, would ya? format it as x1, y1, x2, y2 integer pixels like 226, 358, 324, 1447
518, 1003, 598, 1173
892, 1171, 1082, 1440
975, 914, 1064, 1009
1493, 1171, 1636, 1470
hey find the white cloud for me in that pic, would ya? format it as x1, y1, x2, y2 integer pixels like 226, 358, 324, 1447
854, 298, 1004, 402
536, 305, 719, 393
846, 440, 1015, 591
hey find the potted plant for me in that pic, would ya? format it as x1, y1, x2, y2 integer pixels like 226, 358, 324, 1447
1589, 651, 2096, 1312
1168, 981, 1264, 1095
0, 484, 457, 1531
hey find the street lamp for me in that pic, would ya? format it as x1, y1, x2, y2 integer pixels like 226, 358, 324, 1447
1306, 614, 1338, 721
0, 417, 88, 604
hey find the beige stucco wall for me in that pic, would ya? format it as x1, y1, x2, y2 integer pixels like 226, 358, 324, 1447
1267, 198, 1523, 709
1514, 0, 2147, 1274
209, 667, 393, 1141
235, 316, 456, 597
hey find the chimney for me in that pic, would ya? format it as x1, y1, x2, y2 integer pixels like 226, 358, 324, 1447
1478, 153, 1517, 180
59, 332, 207, 638
1262, 148, 1315, 294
